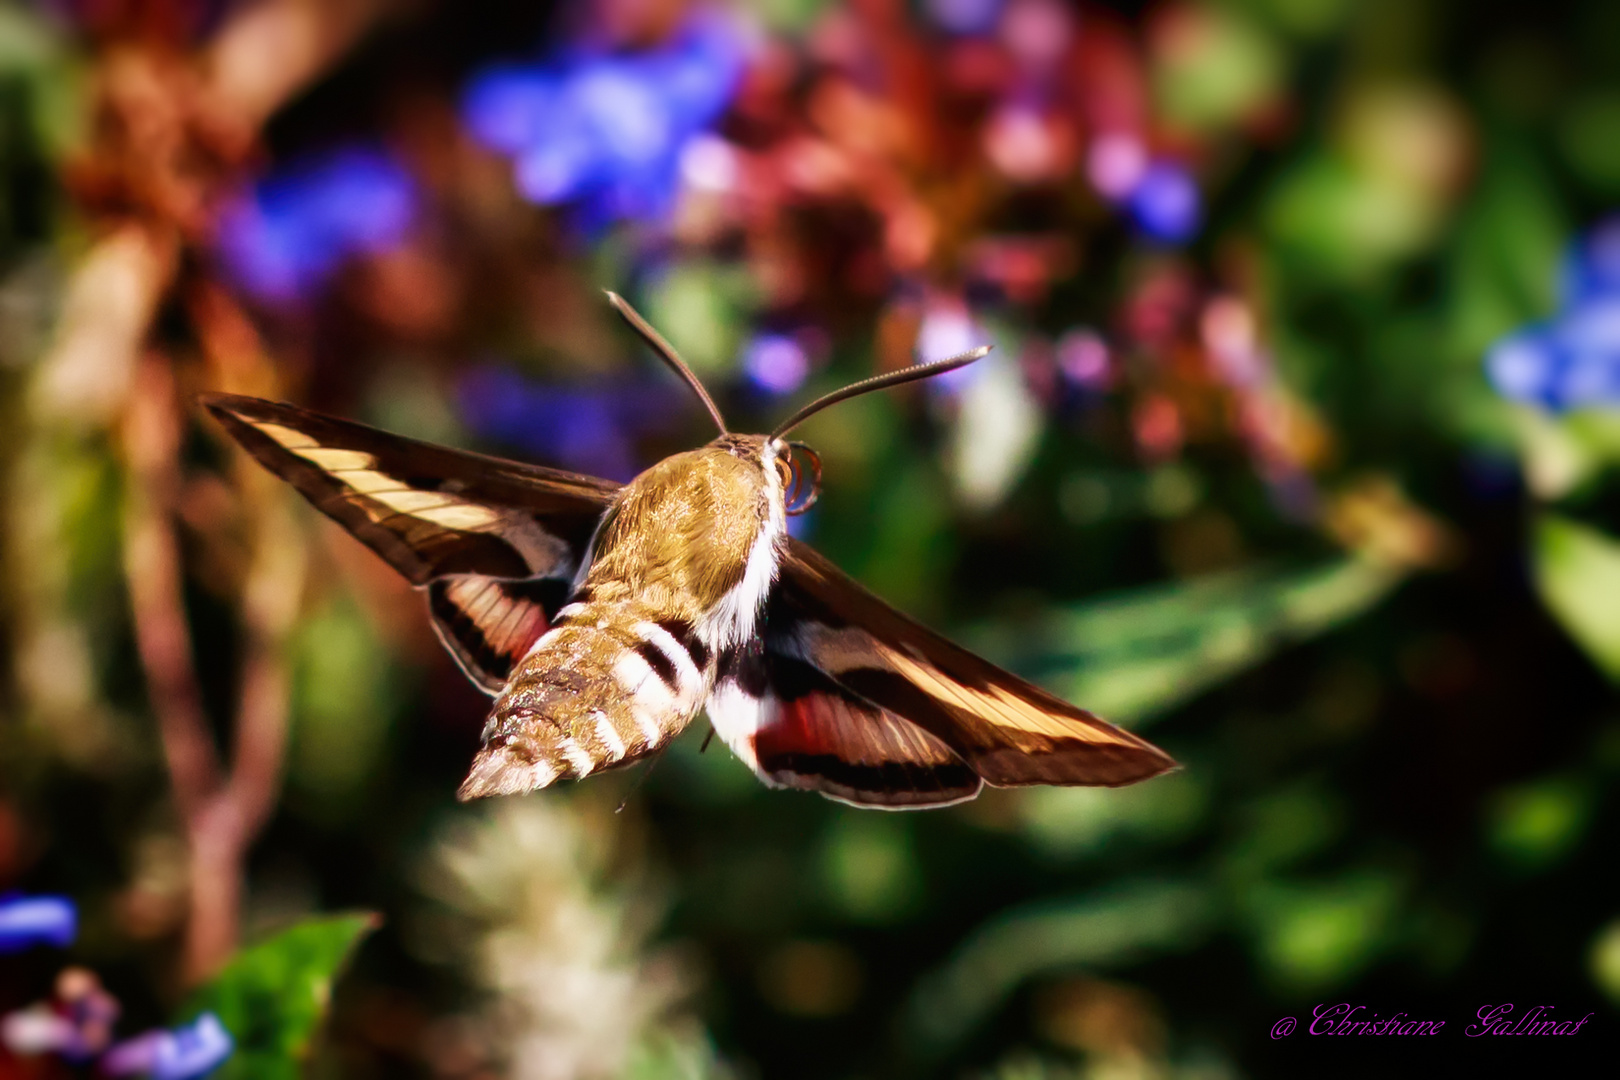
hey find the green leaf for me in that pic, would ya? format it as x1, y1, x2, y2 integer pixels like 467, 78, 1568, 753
1263, 154, 1438, 278
1242, 869, 1403, 989
1485, 776, 1594, 870
290, 599, 398, 815
1152, 7, 1283, 132
904, 880, 1211, 1054
818, 812, 922, 923
1445, 143, 1567, 361
1533, 514, 1620, 681
640, 259, 756, 376
981, 557, 1405, 725
1590, 918, 1620, 1007
183, 913, 378, 1080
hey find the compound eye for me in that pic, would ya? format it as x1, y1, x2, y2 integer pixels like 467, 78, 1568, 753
781, 442, 822, 516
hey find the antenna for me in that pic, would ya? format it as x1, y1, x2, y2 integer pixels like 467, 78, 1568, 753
769, 346, 992, 441
605, 291, 728, 435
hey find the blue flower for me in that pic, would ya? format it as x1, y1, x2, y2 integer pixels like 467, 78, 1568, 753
1486, 300, 1620, 412
102, 1013, 233, 1080
0, 894, 76, 952
218, 147, 418, 303
1488, 218, 1620, 412
1560, 216, 1620, 308
456, 367, 694, 481
1126, 162, 1202, 244
462, 12, 746, 227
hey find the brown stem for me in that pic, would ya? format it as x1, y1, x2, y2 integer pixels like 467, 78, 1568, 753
123, 355, 242, 982
123, 352, 307, 984
182, 798, 248, 986
225, 490, 306, 843
124, 356, 222, 827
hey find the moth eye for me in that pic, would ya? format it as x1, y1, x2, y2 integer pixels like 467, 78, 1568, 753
782, 442, 822, 516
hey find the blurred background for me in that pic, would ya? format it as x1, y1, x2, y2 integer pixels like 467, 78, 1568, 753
1, 0, 1618, 1076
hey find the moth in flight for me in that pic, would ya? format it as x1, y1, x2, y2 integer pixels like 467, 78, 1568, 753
204, 294, 1174, 808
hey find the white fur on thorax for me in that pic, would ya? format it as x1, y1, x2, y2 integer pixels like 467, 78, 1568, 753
697, 439, 786, 655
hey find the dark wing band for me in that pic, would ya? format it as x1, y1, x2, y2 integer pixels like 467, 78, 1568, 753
772, 539, 1176, 789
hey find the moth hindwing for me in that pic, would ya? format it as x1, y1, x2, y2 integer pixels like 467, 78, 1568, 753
205, 295, 1175, 807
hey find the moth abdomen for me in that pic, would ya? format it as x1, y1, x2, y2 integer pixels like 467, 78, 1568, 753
456, 600, 712, 800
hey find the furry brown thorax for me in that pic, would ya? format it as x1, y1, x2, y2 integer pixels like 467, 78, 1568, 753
584, 434, 783, 618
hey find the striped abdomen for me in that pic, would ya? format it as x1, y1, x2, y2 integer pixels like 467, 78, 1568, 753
456, 599, 712, 799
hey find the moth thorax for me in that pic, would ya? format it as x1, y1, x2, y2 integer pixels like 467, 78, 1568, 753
587, 442, 785, 653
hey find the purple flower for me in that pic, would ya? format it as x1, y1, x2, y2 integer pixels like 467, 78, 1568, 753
917, 303, 991, 398
1127, 162, 1202, 244
925, 0, 1004, 35
218, 147, 418, 303
743, 335, 811, 395
1087, 133, 1149, 201
103, 1013, 233, 1080
456, 367, 693, 481
463, 12, 746, 227
0, 894, 76, 952
1056, 328, 1112, 389
0, 966, 120, 1063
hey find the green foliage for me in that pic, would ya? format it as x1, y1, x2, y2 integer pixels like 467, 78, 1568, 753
818, 812, 924, 923
288, 598, 400, 816
1154, 7, 1283, 132
1223, 780, 1346, 881
1591, 918, 1620, 1006
1446, 147, 1566, 358
183, 914, 377, 1080
985, 556, 1405, 724
641, 260, 757, 376
906, 880, 1212, 1052
1242, 868, 1403, 988
1486, 775, 1595, 869
0, 2, 80, 159
1534, 514, 1620, 680
1016, 771, 1209, 859
621, 1030, 734, 1080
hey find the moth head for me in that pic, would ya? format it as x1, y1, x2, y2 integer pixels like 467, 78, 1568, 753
606, 291, 990, 516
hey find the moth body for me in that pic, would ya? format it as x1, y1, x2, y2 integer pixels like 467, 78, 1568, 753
461, 435, 788, 798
